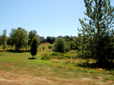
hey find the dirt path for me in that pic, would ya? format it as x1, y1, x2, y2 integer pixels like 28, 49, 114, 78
0, 71, 113, 85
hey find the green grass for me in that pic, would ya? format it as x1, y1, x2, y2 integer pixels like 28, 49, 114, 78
0, 51, 114, 81
0, 43, 114, 85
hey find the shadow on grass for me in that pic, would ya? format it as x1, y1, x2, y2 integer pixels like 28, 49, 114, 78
28, 58, 37, 60
6, 50, 30, 53
77, 62, 114, 70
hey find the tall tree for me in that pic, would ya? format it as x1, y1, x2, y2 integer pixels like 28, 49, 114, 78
30, 36, 40, 58
1, 30, 7, 51
79, 0, 114, 66
9, 27, 28, 51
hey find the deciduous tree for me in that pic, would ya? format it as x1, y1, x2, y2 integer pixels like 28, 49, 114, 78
9, 27, 28, 51
1, 30, 7, 51
53, 38, 66, 53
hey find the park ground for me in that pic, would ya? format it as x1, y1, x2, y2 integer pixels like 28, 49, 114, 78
0, 43, 114, 85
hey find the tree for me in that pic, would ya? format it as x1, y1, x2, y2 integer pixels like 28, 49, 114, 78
42, 46, 45, 51
48, 44, 52, 51
47, 37, 50, 43
47, 37, 55, 44
28, 30, 38, 47
7, 37, 15, 50
9, 27, 28, 51
30, 36, 39, 58
1, 30, 7, 51
53, 38, 66, 53
78, 0, 114, 67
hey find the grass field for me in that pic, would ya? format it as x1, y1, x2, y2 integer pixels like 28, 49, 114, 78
0, 43, 114, 85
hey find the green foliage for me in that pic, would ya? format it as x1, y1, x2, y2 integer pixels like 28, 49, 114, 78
53, 38, 66, 53
41, 53, 51, 60
48, 44, 52, 50
30, 36, 39, 58
7, 38, 11, 45
42, 46, 45, 50
28, 30, 38, 46
41, 51, 77, 60
69, 40, 76, 50
0, 30, 7, 51
9, 27, 28, 51
109, 70, 114, 76
47, 37, 55, 44
78, 0, 114, 67
65, 42, 71, 52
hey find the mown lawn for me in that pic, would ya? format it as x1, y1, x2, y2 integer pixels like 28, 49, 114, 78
0, 43, 114, 85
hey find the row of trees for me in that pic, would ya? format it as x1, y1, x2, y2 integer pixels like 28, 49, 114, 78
0, 27, 40, 51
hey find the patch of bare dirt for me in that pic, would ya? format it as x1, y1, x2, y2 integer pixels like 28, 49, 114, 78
0, 70, 113, 85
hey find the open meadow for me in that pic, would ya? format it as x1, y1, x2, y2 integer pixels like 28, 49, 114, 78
0, 43, 114, 85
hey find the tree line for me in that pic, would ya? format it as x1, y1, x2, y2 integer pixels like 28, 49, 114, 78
0, 27, 40, 51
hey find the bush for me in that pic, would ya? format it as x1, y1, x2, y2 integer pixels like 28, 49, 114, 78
69, 41, 76, 50
41, 54, 51, 60
53, 38, 66, 53
109, 70, 114, 76
48, 45, 52, 50
42, 46, 45, 50
66, 42, 71, 52
41, 51, 77, 60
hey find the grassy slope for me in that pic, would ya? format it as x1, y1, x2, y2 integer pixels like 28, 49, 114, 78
0, 43, 114, 85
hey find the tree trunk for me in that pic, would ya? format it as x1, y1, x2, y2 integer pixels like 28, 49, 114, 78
33, 55, 34, 59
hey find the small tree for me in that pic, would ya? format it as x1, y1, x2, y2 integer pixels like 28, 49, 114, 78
53, 38, 66, 53
42, 46, 45, 51
30, 36, 39, 58
48, 44, 52, 51
1, 30, 7, 51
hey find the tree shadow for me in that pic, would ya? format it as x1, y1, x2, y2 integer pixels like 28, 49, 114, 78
6, 50, 30, 53
77, 62, 114, 70
28, 58, 37, 60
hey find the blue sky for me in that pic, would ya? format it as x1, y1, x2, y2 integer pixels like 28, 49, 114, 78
0, 0, 114, 38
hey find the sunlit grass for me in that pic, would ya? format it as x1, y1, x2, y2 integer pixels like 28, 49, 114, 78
0, 43, 114, 85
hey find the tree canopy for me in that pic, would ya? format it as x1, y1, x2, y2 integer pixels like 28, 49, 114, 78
53, 38, 66, 53
0, 30, 7, 51
9, 27, 28, 51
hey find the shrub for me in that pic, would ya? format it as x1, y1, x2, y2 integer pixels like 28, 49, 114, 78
42, 46, 45, 50
41, 51, 78, 60
41, 54, 51, 60
48, 45, 52, 50
109, 70, 114, 76
53, 38, 66, 53
66, 42, 71, 52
